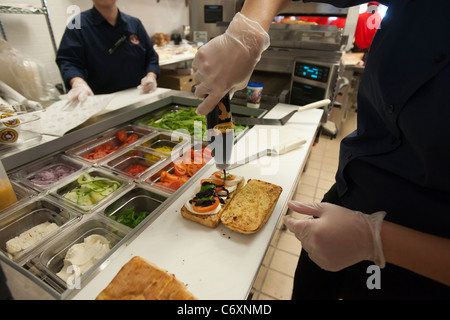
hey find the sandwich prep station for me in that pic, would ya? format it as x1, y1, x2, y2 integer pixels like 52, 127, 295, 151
0, 89, 323, 299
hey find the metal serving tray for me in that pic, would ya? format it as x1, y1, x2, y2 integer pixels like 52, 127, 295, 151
138, 130, 191, 158
134, 103, 266, 142
11, 153, 86, 193
50, 168, 132, 214
0, 197, 81, 263
101, 186, 168, 229
100, 147, 169, 180
65, 124, 156, 165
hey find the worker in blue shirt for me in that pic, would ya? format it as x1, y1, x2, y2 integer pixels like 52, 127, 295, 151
56, 0, 160, 102
192, 0, 450, 299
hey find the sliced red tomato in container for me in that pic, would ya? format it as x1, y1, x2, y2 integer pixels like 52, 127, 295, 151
187, 163, 202, 177
117, 130, 128, 142
173, 160, 187, 176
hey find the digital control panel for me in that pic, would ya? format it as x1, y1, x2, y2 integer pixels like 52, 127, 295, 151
294, 62, 330, 83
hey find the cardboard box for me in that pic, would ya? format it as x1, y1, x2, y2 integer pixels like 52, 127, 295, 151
158, 70, 194, 92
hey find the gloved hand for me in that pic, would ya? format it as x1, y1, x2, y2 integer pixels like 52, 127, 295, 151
67, 78, 93, 102
138, 73, 157, 93
192, 12, 270, 115
284, 201, 386, 271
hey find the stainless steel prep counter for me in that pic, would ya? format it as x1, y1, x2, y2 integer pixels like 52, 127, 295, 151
0, 90, 323, 300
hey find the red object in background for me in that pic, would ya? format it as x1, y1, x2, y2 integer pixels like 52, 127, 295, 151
329, 17, 346, 28
354, 11, 382, 50
298, 16, 329, 25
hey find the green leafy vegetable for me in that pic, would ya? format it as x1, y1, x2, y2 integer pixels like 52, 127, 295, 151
137, 107, 247, 141
110, 207, 151, 228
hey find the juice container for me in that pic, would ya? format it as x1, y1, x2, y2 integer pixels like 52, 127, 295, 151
0, 160, 17, 211
206, 94, 234, 171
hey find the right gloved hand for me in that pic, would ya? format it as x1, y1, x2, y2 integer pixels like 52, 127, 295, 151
67, 78, 93, 102
192, 12, 270, 115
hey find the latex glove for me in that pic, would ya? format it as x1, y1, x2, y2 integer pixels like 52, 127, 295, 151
284, 201, 386, 271
138, 74, 157, 93
192, 12, 270, 115
67, 78, 93, 102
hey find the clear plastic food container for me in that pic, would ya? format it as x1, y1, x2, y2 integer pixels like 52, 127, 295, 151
100, 147, 168, 179
0, 197, 80, 262
65, 125, 155, 164
11, 154, 86, 192
51, 168, 131, 213
102, 186, 167, 229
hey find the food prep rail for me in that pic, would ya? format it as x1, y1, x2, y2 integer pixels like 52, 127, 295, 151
0, 92, 274, 299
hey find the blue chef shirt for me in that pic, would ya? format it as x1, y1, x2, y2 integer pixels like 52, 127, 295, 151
307, 0, 450, 239
56, 7, 160, 94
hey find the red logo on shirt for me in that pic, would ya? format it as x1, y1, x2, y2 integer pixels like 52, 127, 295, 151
129, 34, 140, 45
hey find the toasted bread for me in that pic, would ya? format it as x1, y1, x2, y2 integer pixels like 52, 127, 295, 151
96, 256, 196, 300
220, 179, 282, 234
180, 179, 245, 228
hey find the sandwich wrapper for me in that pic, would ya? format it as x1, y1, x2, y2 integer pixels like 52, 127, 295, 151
23, 94, 114, 137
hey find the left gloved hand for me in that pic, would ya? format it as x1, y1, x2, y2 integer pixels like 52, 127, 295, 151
284, 201, 386, 271
138, 73, 157, 93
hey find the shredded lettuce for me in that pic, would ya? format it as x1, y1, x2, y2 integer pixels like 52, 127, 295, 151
137, 107, 247, 141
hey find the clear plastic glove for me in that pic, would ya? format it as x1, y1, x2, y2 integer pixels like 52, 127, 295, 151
138, 74, 157, 94
67, 78, 93, 102
284, 201, 386, 271
192, 12, 270, 115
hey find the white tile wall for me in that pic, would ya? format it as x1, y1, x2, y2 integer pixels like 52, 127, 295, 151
0, 0, 189, 86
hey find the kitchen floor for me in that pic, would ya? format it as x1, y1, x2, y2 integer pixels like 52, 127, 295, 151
250, 107, 357, 300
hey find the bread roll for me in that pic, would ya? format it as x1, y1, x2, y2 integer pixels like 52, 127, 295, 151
96, 256, 196, 300
220, 179, 282, 234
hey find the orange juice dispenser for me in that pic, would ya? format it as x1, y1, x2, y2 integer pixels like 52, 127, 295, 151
0, 160, 17, 211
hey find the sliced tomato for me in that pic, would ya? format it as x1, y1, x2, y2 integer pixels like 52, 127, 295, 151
202, 146, 213, 162
173, 160, 187, 176
125, 164, 148, 175
186, 163, 202, 177
214, 171, 235, 180
160, 170, 179, 182
192, 197, 219, 213
117, 130, 128, 142
126, 133, 139, 144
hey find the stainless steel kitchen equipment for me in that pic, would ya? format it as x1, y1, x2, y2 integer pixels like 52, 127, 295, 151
189, 0, 245, 42
189, 1, 359, 135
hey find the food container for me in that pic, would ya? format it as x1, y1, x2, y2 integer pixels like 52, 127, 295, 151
138, 130, 191, 158
100, 147, 168, 179
51, 168, 131, 213
141, 152, 204, 193
102, 186, 167, 229
65, 125, 155, 164
0, 197, 80, 262
32, 216, 128, 293
11, 154, 86, 192
135, 104, 207, 141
